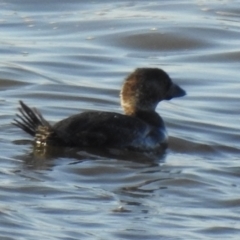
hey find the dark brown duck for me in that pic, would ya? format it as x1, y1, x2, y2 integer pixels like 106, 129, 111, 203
13, 68, 186, 152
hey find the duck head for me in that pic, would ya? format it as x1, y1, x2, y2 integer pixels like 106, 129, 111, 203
120, 68, 186, 115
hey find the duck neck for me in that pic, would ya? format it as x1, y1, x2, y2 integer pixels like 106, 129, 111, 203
133, 110, 165, 128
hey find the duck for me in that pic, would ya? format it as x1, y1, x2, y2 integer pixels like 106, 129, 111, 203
13, 68, 186, 152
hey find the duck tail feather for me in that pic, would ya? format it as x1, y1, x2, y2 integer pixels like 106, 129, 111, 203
12, 101, 51, 136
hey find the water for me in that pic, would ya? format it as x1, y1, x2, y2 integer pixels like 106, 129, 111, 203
1, 0, 240, 239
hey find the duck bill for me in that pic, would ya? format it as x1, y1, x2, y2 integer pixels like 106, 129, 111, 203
164, 83, 186, 100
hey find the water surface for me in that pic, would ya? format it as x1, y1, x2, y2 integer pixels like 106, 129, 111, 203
1, 1, 240, 239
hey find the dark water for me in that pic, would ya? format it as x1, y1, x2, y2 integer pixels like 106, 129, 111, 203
1, 1, 240, 239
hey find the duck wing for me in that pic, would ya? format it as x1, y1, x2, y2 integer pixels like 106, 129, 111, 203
53, 111, 151, 148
